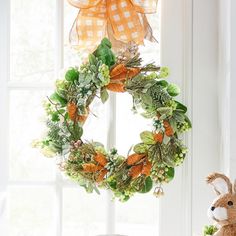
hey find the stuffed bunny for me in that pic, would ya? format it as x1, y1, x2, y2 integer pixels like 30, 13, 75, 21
207, 173, 236, 236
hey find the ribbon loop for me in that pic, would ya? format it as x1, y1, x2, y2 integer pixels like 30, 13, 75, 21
130, 0, 158, 13
67, 0, 102, 8
67, 0, 158, 51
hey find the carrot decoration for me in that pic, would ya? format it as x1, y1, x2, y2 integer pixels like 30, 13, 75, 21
96, 169, 108, 183
111, 71, 128, 81
94, 153, 108, 167
110, 64, 127, 78
163, 121, 174, 136
165, 126, 174, 136
127, 153, 146, 166
154, 132, 164, 143
67, 102, 78, 121
82, 163, 103, 173
106, 83, 125, 92
142, 159, 152, 176
127, 67, 141, 79
129, 163, 144, 179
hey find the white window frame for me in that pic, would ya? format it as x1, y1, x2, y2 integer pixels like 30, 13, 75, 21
0, 0, 225, 235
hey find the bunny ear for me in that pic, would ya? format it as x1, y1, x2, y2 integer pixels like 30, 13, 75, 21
206, 173, 233, 195
234, 180, 236, 194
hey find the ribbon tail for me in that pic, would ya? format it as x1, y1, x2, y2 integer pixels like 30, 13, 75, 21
142, 14, 158, 43
69, 12, 80, 46
130, 0, 158, 13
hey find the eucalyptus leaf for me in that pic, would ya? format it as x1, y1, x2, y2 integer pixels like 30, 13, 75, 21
173, 111, 186, 123
100, 88, 109, 103
175, 101, 188, 113
156, 107, 173, 116
89, 54, 97, 65
140, 131, 156, 145
133, 143, 148, 154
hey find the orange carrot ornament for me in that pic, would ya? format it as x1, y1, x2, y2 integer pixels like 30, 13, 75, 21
82, 163, 103, 173
154, 132, 164, 143
67, 102, 78, 121
129, 163, 144, 179
106, 83, 125, 92
127, 153, 146, 165
96, 169, 108, 183
142, 159, 152, 176
94, 153, 108, 167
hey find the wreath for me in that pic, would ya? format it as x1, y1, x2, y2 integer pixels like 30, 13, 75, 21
34, 38, 191, 202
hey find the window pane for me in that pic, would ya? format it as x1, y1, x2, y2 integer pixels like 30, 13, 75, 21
63, 188, 107, 236
7, 187, 54, 236
10, 0, 55, 83
9, 90, 54, 181
116, 195, 159, 236
64, 1, 82, 67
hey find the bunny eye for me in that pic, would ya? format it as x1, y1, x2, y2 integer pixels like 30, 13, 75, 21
228, 201, 234, 206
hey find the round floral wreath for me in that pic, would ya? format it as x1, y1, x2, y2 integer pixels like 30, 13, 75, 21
34, 38, 191, 202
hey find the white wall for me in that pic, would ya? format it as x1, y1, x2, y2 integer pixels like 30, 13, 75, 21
218, 0, 236, 179
160, 0, 221, 235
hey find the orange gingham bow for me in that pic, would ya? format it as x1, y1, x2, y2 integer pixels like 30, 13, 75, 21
68, 0, 158, 51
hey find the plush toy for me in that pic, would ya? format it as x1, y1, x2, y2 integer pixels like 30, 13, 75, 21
207, 173, 236, 236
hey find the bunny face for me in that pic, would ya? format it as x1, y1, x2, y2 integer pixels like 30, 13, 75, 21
207, 173, 236, 226
208, 193, 236, 225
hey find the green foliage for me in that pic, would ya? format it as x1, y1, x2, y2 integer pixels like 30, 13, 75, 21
139, 177, 153, 193
140, 131, 155, 145
35, 38, 192, 202
65, 68, 79, 82
93, 38, 116, 67
204, 225, 218, 236
100, 88, 109, 103
50, 92, 67, 106
167, 83, 181, 97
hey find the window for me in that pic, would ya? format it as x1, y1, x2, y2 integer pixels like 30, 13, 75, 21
0, 0, 224, 236
0, 1, 161, 236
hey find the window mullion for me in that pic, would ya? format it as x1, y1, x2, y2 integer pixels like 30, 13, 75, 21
106, 93, 116, 234
54, 1, 64, 236
0, 0, 10, 235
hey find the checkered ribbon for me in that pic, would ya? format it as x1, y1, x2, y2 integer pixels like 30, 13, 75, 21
68, 0, 158, 51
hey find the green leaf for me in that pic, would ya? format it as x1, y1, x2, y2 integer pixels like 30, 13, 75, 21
50, 92, 67, 106
169, 118, 178, 133
166, 167, 175, 181
89, 54, 97, 65
167, 83, 181, 97
184, 114, 192, 128
101, 37, 112, 48
93, 38, 116, 67
175, 101, 187, 113
108, 179, 117, 190
163, 156, 176, 168
156, 107, 173, 116
71, 124, 83, 140
51, 113, 60, 122
133, 143, 148, 154
157, 80, 169, 87
140, 131, 155, 145
139, 177, 153, 193
173, 111, 186, 123
100, 88, 109, 103
65, 68, 79, 82
141, 94, 152, 105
